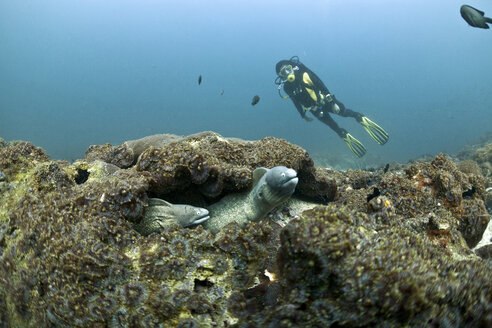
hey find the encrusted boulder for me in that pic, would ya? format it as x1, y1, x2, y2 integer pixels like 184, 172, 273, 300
84, 132, 337, 201
1, 134, 491, 327
232, 205, 492, 327
84, 132, 336, 201
84, 133, 186, 168
330, 153, 489, 250
0, 140, 49, 180
84, 142, 134, 168
473, 142, 492, 167
0, 161, 281, 327
0, 133, 333, 327
134, 132, 316, 198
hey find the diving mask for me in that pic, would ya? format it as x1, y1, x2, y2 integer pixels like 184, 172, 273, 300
279, 64, 297, 82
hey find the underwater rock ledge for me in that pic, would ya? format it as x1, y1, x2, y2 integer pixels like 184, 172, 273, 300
84, 131, 336, 201
0, 132, 491, 327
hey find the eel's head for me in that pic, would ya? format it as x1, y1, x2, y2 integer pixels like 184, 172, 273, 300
265, 166, 298, 197
253, 166, 298, 213
174, 205, 210, 227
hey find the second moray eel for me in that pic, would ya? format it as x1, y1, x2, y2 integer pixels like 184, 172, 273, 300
135, 198, 210, 236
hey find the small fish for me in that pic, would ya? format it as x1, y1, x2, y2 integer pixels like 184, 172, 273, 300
220, 89, 224, 95
198, 75, 202, 85
460, 5, 492, 29
251, 95, 260, 106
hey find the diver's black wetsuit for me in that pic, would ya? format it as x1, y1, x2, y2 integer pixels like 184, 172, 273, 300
276, 57, 389, 158
280, 60, 363, 139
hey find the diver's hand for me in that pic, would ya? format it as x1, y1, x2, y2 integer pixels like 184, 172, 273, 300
303, 116, 313, 122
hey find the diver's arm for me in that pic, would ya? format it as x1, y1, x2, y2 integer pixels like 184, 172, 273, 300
292, 98, 306, 118
292, 99, 313, 121
283, 82, 305, 119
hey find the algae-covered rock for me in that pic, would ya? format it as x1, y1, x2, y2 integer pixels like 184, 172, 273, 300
0, 140, 49, 180
84, 142, 134, 168
473, 142, 492, 166
84, 132, 337, 201
84, 133, 187, 168
335, 153, 489, 249
0, 134, 491, 327
0, 133, 323, 327
233, 205, 492, 327
0, 161, 270, 326
134, 132, 315, 198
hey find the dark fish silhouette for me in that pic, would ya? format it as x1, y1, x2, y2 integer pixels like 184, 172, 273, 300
251, 95, 260, 106
366, 187, 380, 203
460, 5, 492, 29
220, 89, 224, 95
198, 75, 202, 85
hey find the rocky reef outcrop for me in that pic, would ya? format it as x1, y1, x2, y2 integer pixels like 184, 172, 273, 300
85, 132, 336, 202
237, 205, 491, 327
457, 135, 492, 258
0, 133, 491, 327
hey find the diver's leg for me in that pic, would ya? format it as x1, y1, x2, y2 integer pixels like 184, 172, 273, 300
315, 112, 366, 158
332, 100, 364, 121
332, 100, 389, 145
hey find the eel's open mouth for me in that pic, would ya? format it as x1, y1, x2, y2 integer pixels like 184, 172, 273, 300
188, 208, 210, 226
283, 176, 298, 189
193, 214, 210, 225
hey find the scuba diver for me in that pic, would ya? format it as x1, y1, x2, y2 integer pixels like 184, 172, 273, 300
275, 56, 389, 157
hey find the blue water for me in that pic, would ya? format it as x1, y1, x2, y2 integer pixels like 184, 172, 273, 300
1, 0, 491, 167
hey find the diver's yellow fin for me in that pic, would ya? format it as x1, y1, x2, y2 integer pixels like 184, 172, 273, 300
342, 133, 366, 158
359, 116, 389, 145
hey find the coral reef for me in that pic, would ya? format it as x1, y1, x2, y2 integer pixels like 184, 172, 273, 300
0, 141, 49, 180
465, 139, 492, 215
473, 143, 492, 169
0, 134, 491, 327
134, 132, 319, 199
233, 205, 492, 327
85, 132, 335, 201
329, 153, 489, 250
